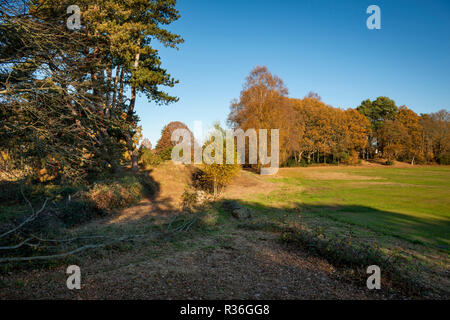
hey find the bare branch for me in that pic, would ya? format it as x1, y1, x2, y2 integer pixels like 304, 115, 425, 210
0, 238, 33, 250
0, 190, 49, 239
0, 234, 150, 263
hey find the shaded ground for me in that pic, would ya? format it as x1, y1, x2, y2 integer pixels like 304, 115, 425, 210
0, 229, 387, 299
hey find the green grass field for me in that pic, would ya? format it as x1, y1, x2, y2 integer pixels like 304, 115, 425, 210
248, 166, 450, 249
239, 165, 450, 294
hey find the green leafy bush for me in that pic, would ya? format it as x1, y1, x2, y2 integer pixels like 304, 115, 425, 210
159, 146, 173, 161
140, 148, 161, 168
200, 124, 241, 197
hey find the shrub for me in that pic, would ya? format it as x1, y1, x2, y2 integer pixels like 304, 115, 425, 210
200, 124, 241, 197
181, 188, 198, 211
83, 176, 144, 211
201, 162, 240, 197
140, 148, 161, 168
159, 146, 173, 161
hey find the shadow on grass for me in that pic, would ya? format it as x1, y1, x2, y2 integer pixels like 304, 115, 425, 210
221, 200, 449, 297
236, 200, 450, 250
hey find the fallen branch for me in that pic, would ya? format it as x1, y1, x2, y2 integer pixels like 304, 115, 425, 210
0, 186, 49, 239
1, 201, 198, 263
0, 238, 33, 250
166, 215, 179, 232
170, 217, 197, 233
0, 234, 147, 263
184, 217, 198, 232
0, 243, 109, 263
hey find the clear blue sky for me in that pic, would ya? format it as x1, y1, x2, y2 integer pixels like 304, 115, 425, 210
135, 0, 450, 145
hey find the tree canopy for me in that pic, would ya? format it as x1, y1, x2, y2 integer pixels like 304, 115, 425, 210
0, 0, 183, 180
228, 67, 448, 167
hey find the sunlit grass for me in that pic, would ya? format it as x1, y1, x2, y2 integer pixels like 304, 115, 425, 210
259, 166, 450, 248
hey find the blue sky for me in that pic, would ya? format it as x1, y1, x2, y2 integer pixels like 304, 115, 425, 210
135, 0, 450, 145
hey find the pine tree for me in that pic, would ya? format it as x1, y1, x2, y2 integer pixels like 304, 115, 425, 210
0, 0, 184, 179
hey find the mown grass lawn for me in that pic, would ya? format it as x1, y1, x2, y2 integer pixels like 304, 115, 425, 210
256, 166, 450, 249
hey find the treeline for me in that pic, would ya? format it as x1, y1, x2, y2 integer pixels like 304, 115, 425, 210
228, 66, 450, 166
377, 107, 449, 164
0, 0, 182, 182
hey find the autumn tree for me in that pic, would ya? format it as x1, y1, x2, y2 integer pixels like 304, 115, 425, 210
377, 106, 424, 164
229, 67, 372, 167
141, 138, 153, 150
155, 121, 193, 158
201, 124, 241, 198
420, 110, 450, 164
343, 109, 371, 162
377, 120, 406, 162
395, 106, 423, 164
228, 67, 446, 167
289, 98, 370, 165
228, 66, 292, 167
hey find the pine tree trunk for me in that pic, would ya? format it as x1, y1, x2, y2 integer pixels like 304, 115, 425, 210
111, 66, 120, 108
127, 42, 141, 172
131, 149, 139, 172
128, 40, 141, 116
118, 67, 124, 105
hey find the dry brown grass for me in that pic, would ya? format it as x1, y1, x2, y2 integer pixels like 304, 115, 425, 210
104, 163, 196, 224
276, 167, 383, 181
221, 169, 280, 199
104, 164, 283, 225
